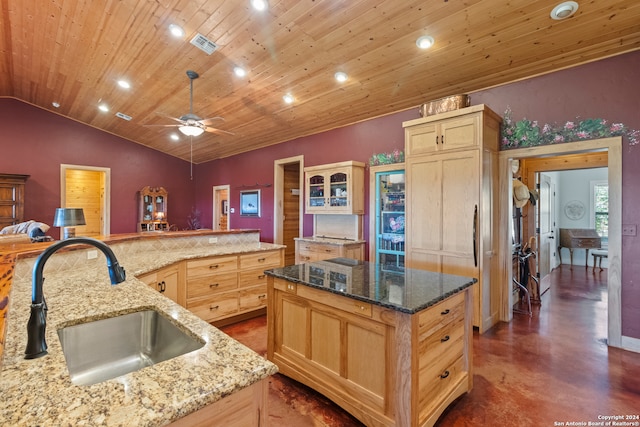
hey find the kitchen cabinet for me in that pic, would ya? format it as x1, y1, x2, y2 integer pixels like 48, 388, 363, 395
185, 248, 284, 325
0, 174, 29, 230
137, 263, 185, 306
369, 164, 405, 269
304, 161, 365, 214
138, 186, 168, 231
295, 238, 364, 263
404, 104, 501, 333
266, 260, 474, 427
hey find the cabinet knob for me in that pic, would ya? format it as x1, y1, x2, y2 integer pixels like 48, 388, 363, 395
209, 283, 219, 288
209, 305, 219, 311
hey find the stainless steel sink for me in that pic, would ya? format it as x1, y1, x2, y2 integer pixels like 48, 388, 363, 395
57, 309, 204, 386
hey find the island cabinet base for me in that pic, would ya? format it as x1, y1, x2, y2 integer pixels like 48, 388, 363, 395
267, 277, 473, 427
168, 379, 268, 427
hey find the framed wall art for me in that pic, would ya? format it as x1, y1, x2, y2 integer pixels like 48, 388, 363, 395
240, 190, 260, 217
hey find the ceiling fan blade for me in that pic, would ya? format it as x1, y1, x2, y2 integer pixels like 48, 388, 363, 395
199, 116, 225, 125
204, 126, 234, 135
155, 112, 186, 124
143, 124, 181, 128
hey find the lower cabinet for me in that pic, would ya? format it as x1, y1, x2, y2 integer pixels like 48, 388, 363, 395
267, 277, 472, 427
138, 263, 184, 306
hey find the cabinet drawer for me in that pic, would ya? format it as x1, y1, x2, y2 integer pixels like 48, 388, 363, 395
299, 243, 340, 256
419, 315, 465, 360
239, 286, 268, 311
418, 292, 465, 339
419, 355, 466, 412
188, 294, 239, 322
187, 255, 238, 278
239, 268, 269, 288
187, 271, 238, 299
240, 250, 282, 269
570, 238, 601, 248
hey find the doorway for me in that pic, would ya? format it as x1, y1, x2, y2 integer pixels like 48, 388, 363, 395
273, 155, 304, 266
212, 185, 230, 231
499, 137, 622, 349
61, 164, 110, 236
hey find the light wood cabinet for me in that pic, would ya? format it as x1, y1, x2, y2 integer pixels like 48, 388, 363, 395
295, 239, 364, 263
186, 249, 284, 324
404, 105, 501, 333
304, 161, 365, 214
0, 174, 29, 230
268, 276, 473, 427
138, 263, 185, 306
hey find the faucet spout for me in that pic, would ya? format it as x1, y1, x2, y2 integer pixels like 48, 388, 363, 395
25, 237, 126, 359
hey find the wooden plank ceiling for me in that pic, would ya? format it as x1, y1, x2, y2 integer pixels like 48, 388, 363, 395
1, 0, 639, 164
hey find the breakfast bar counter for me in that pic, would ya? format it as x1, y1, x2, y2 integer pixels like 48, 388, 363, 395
0, 230, 282, 426
265, 258, 475, 427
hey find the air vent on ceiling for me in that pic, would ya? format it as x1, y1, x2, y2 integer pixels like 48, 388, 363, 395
190, 33, 218, 55
115, 112, 132, 121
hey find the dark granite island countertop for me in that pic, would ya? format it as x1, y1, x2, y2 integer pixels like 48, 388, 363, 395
264, 257, 477, 314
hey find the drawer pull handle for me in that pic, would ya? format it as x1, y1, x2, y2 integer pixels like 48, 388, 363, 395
440, 370, 450, 379
325, 249, 333, 252
209, 264, 219, 269
258, 274, 266, 279
209, 305, 219, 311
209, 283, 219, 288
258, 257, 266, 262
441, 309, 450, 315
441, 335, 450, 343
258, 294, 266, 299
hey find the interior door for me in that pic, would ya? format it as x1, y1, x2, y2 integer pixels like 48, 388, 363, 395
64, 169, 104, 237
537, 173, 553, 295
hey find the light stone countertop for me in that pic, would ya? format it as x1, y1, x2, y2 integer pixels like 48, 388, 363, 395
0, 241, 283, 426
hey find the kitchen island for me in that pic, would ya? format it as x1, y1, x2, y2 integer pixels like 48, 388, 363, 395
0, 230, 281, 426
266, 258, 475, 427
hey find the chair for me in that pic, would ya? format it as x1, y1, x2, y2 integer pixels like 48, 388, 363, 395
591, 249, 608, 273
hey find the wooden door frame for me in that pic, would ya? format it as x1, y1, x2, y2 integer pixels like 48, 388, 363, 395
212, 185, 230, 230
498, 137, 622, 349
273, 155, 304, 245
60, 164, 110, 235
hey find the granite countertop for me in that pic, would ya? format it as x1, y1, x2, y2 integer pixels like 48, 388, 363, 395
265, 258, 476, 314
0, 241, 282, 426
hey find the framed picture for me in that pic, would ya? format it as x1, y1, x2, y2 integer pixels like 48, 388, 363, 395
240, 190, 260, 216
222, 199, 228, 215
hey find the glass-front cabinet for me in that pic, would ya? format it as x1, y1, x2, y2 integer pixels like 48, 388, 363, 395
370, 165, 405, 269
138, 186, 168, 231
304, 161, 365, 214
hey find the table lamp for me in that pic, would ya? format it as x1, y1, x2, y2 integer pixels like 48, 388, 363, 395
53, 208, 86, 239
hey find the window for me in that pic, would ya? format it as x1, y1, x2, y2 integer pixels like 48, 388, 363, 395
591, 180, 608, 246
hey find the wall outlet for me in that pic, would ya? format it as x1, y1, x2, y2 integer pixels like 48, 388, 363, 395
209, 237, 218, 244
622, 224, 637, 236
87, 250, 98, 260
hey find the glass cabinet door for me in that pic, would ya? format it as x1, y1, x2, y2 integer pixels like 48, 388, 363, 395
375, 170, 405, 269
329, 172, 348, 207
308, 174, 326, 208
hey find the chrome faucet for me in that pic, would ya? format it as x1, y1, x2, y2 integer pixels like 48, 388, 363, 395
25, 237, 126, 359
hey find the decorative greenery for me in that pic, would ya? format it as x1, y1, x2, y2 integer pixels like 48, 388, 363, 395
501, 107, 639, 149
186, 207, 202, 230
369, 149, 404, 166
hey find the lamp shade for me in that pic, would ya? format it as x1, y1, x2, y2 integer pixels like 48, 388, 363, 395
179, 124, 204, 136
53, 208, 86, 227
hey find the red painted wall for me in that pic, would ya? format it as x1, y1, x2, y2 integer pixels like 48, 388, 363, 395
0, 99, 197, 237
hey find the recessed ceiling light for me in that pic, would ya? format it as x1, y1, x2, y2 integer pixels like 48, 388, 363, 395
52, 102, 60, 108
550, 1, 579, 20
334, 72, 348, 83
98, 104, 109, 112
170, 133, 180, 141
416, 35, 435, 49
251, 0, 268, 11
169, 24, 185, 38
283, 93, 294, 104
117, 79, 130, 89
233, 66, 247, 77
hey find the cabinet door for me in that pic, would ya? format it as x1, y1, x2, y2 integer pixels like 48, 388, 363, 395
156, 264, 180, 304
439, 115, 478, 151
306, 173, 326, 213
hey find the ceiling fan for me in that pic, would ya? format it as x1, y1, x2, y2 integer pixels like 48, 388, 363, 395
149, 70, 233, 137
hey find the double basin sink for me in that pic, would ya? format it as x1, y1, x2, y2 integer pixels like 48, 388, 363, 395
58, 309, 204, 386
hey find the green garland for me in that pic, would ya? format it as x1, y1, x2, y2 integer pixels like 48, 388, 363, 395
369, 149, 404, 166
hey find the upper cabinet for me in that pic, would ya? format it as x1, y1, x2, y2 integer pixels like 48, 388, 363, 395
304, 161, 365, 214
404, 112, 480, 155
138, 186, 168, 231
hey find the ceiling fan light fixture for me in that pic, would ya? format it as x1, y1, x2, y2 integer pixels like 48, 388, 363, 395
416, 35, 434, 49
551, 1, 578, 20
179, 125, 205, 137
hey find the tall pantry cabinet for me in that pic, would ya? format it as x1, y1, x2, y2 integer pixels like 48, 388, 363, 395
404, 104, 501, 333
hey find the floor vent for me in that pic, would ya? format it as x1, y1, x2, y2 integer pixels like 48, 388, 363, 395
190, 33, 218, 55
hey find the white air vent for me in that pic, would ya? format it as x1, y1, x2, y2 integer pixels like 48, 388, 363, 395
190, 33, 218, 55
115, 112, 132, 121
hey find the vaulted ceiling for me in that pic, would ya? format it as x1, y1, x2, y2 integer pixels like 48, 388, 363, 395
1, 0, 639, 163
